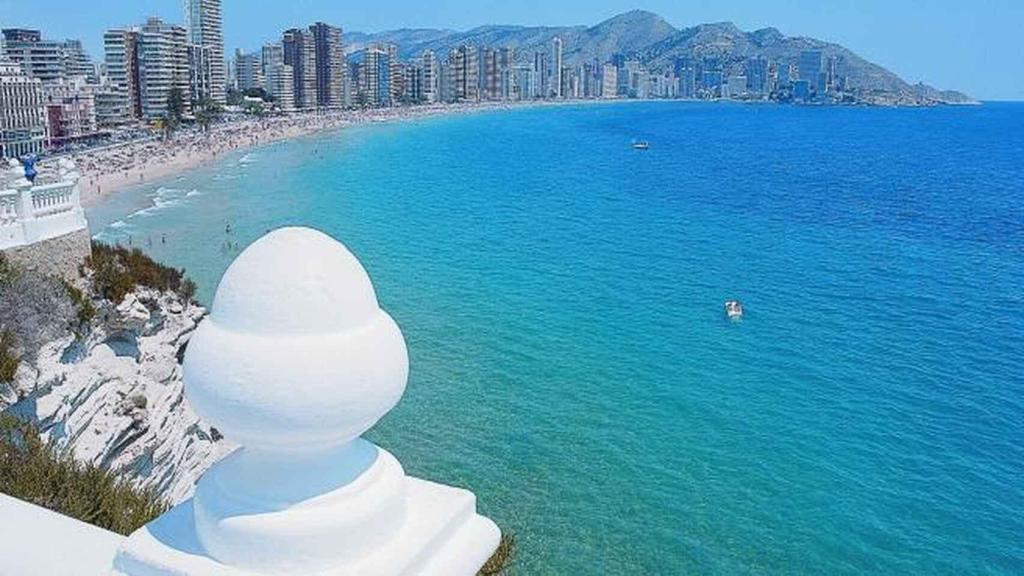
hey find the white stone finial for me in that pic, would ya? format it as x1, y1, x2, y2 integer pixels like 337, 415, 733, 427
112, 227, 500, 576
184, 227, 408, 452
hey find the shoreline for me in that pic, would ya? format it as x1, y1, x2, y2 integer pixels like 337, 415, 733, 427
75, 99, 620, 209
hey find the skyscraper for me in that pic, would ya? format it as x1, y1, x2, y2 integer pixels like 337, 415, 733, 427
601, 63, 617, 99
61, 40, 94, 80
674, 57, 697, 99
449, 45, 478, 102
533, 52, 547, 98
550, 37, 563, 99
798, 50, 824, 93
262, 42, 294, 111
234, 49, 262, 92
1, 29, 65, 84
282, 29, 317, 109
745, 56, 769, 95
184, 0, 226, 104
361, 43, 391, 107
422, 50, 439, 104
403, 62, 422, 103
479, 47, 500, 100
310, 22, 344, 108
386, 44, 403, 105
103, 28, 141, 119
138, 17, 191, 120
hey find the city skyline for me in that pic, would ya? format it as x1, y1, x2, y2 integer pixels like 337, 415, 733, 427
0, 0, 1021, 101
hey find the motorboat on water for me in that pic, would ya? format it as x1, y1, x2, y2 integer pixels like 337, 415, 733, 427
724, 300, 744, 320
632, 141, 650, 150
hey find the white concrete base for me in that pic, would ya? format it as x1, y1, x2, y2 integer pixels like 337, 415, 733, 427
111, 477, 500, 576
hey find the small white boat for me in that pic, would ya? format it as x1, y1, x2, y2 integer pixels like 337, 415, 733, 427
724, 300, 744, 320
632, 141, 650, 150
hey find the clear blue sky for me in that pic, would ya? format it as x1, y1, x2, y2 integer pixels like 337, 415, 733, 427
2, 0, 1021, 100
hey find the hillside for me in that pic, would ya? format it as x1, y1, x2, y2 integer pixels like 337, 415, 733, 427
346, 10, 972, 104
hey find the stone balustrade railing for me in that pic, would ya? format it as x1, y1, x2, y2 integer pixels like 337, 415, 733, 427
30, 182, 79, 218
0, 190, 18, 226
0, 180, 87, 251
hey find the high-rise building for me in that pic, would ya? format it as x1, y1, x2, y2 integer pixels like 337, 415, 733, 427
267, 64, 295, 112
184, 0, 226, 104
623, 59, 644, 98
601, 64, 617, 99
701, 57, 723, 97
60, 40, 94, 80
234, 49, 262, 92
449, 45, 478, 102
104, 28, 142, 119
674, 57, 697, 98
0, 60, 46, 158
479, 47, 500, 100
385, 44, 402, 105
187, 43, 213, 105
533, 52, 547, 98
261, 42, 293, 110
422, 50, 439, 104
282, 29, 317, 109
1, 29, 65, 84
798, 50, 824, 93
512, 65, 534, 101
138, 17, 191, 120
403, 62, 422, 103
550, 37, 563, 98
310, 22, 344, 108
360, 43, 391, 107
261, 43, 283, 79
745, 56, 769, 95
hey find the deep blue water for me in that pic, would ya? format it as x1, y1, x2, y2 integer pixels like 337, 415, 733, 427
88, 102, 1024, 575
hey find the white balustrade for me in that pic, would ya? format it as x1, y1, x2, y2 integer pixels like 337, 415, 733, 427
0, 179, 87, 251
30, 182, 76, 218
0, 191, 19, 226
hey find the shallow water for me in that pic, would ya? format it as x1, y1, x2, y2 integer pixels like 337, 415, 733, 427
89, 101, 1024, 575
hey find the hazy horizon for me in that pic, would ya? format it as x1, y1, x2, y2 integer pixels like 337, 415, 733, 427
3, 1, 1022, 101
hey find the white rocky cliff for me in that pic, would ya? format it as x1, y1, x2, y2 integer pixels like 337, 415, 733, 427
1, 284, 229, 504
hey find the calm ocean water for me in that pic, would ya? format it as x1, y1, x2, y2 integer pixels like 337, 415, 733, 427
88, 102, 1024, 575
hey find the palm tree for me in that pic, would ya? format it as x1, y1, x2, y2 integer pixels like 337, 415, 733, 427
194, 97, 223, 133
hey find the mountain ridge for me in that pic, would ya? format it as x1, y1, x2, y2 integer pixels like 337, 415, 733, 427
345, 10, 972, 104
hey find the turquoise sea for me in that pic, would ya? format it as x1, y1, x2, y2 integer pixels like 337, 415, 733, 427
88, 102, 1024, 575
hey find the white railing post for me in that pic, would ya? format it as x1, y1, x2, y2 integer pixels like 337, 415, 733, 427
17, 187, 34, 221
112, 227, 500, 576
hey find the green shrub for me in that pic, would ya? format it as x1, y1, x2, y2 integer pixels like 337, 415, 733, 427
0, 330, 18, 382
61, 280, 96, 325
0, 415, 167, 535
479, 532, 516, 576
87, 242, 194, 303
0, 253, 15, 285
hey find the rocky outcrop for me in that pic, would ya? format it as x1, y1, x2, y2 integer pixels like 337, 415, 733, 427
2, 288, 231, 505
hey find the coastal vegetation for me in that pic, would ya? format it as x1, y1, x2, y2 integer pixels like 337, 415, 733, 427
0, 415, 168, 535
0, 331, 17, 383
87, 242, 197, 304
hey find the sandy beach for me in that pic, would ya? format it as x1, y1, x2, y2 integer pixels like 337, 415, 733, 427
72, 100, 597, 208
